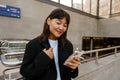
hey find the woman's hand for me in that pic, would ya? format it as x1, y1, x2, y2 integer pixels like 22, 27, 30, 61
43, 48, 54, 59
64, 55, 80, 69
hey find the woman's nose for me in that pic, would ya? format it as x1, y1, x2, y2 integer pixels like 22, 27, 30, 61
59, 25, 63, 30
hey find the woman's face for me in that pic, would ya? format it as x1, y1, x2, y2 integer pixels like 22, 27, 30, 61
47, 17, 68, 40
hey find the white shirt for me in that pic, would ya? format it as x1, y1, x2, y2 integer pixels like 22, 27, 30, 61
48, 39, 61, 80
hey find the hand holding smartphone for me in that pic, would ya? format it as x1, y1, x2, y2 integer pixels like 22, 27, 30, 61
73, 50, 84, 60
63, 50, 84, 69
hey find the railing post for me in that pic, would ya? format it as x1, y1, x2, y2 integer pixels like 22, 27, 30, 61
95, 51, 99, 64
114, 48, 117, 57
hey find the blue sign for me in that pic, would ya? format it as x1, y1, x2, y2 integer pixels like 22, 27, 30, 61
0, 4, 20, 18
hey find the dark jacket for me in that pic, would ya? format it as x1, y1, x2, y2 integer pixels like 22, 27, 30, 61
20, 37, 78, 80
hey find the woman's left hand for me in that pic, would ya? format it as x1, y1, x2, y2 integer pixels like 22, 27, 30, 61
64, 55, 80, 69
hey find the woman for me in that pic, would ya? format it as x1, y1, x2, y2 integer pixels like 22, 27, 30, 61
20, 8, 80, 80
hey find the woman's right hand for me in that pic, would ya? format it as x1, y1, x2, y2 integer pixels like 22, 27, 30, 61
43, 48, 54, 59
64, 55, 80, 69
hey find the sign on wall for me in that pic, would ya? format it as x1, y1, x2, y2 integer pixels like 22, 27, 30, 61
0, 4, 20, 18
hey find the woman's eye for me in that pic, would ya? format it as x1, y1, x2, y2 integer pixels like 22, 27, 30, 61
56, 22, 61, 25
64, 25, 67, 27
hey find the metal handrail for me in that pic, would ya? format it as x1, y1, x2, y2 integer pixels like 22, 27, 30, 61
0, 39, 28, 54
3, 66, 23, 80
82, 46, 120, 64
0, 39, 28, 48
0, 47, 25, 54
0, 40, 28, 80
0, 52, 24, 67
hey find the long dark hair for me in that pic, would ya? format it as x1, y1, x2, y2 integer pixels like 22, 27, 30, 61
39, 8, 70, 46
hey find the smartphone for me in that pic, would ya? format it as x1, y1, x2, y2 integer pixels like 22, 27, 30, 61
64, 50, 84, 66
72, 50, 84, 59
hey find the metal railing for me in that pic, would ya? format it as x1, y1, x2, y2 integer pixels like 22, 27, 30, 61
0, 39, 28, 80
71, 46, 120, 80
0, 40, 28, 54
1, 39, 120, 79
82, 46, 120, 64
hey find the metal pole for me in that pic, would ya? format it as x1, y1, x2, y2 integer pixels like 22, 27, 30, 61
109, 0, 112, 17
114, 48, 117, 57
97, 0, 100, 18
71, 0, 73, 7
95, 51, 99, 64
90, 0, 92, 13
82, 0, 83, 11
90, 37, 93, 57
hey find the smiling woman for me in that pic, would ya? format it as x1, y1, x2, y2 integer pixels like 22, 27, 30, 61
47, 18, 67, 40
20, 8, 80, 80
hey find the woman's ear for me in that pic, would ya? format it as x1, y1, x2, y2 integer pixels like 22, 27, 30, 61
47, 18, 51, 25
